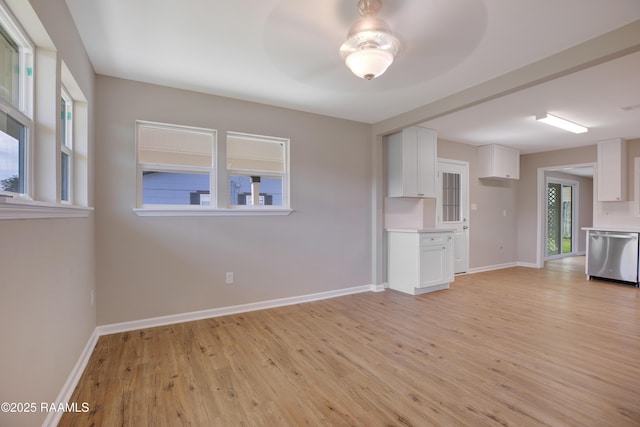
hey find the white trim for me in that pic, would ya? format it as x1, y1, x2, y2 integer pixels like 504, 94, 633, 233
517, 261, 540, 268
468, 262, 518, 274
0, 196, 93, 219
436, 158, 470, 274
635, 157, 640, 217
97, 284, 377, 336
536, 162, 596, 268
371, 284, 386, 292
133, 207, 293, 217
42, 329, 99, 427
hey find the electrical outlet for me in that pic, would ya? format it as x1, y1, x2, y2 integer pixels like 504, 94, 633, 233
226, 272, 234, 285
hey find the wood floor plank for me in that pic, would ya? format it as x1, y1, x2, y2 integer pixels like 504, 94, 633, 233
59, 257, 640, 426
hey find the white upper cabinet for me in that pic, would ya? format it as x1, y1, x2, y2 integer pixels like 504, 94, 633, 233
597, 138, 627, 202
478, 144, 520, 180
387, 126, 437, 197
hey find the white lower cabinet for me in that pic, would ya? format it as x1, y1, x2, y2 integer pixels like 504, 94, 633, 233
387, 230, 454, 295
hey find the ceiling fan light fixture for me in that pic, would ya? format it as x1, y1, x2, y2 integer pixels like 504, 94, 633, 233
536, 113, 588, 134
340, 0, 399, 80
345, 48, 394, 80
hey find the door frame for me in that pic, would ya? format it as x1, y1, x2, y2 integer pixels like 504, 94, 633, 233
535, 162, 596, 268
544, 177, 579, 260
436, 158, 469, 274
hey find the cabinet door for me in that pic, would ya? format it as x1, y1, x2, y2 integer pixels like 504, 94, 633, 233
420, 244, 446, 287
402, 127, 419, 197
501, 146, 519, 179
387, 127, 437, 197
478, 145, 519, 179
417, 128, 437, 197
597, 138, 626, 201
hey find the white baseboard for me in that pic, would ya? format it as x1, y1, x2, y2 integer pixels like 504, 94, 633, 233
372, 283, 386, 292
467, 262, 518, 274
97, 284, 379, 336
517, 262, 540, 268
42, 328, 99, 427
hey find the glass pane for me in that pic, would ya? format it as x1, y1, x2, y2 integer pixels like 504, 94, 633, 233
562, 185, 573, 254
61, 152, 70, 201
61, 97, 67, 147
546, 183, 561, 256
441, 172, 460, 222
0, 28, 19, 108
229, 175, 282, 206
142, 171, 210, 205
0, 110, 25, 194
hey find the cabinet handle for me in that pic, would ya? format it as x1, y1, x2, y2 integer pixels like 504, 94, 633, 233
418, 193, 424, 196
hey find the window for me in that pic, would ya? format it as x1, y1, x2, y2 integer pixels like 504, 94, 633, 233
0, 7, 32, 198
0, 109, 25, 193
441, 172, 461, 222
227, 132, 289, 209
0, 6, 92, 219
136, 121, 216, 208
60, 86, 72, 202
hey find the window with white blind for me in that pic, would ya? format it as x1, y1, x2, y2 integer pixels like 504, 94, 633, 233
226, 132, 289, 209
136, 121, 216, 208
0, 7, 33, 198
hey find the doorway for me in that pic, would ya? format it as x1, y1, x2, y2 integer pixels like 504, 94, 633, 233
546, 179, 578, 259
437, 159, 469, 274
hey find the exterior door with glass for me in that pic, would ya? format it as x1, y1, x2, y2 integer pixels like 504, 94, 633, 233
437, 159, 469, 274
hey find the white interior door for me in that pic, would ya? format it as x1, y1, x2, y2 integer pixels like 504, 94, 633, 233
437, 159, 469, 274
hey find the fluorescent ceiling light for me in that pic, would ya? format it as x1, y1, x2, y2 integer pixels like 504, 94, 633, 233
536, 113, 588, 134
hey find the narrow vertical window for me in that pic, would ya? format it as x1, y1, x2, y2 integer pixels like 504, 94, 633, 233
60, 86, 73, 202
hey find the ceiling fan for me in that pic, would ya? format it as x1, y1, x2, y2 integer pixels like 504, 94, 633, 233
339, 0, 400, 80
262, 0, 485, 90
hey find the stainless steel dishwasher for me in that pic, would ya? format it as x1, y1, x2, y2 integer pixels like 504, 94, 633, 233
587, 230, 640, 286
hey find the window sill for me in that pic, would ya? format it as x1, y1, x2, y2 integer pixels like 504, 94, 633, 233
0, 197, 94, 219
132, 207, 293, 217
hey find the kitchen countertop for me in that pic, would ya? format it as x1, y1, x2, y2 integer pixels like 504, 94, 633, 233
582, 227, 640, 233
386, 228, 456, 233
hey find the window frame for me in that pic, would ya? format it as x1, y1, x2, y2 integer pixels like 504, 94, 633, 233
226, 131, 290, 210
60, 85, 73, 203
135, 120, 217, 210
0, 3, 33, 200
0, 3, 92, 220
133, 124, 292, 217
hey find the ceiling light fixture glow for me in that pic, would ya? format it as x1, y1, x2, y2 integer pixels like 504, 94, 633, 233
340, 0, 399, 80
536, 113, 588, 134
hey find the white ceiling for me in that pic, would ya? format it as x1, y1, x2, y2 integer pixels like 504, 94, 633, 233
65, 0, 640, 153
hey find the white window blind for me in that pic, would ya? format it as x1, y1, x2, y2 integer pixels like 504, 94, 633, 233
137, 123, 214, 168
227, 133, 285, 173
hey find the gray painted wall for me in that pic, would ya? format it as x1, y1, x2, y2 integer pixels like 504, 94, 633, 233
438, 139, 518, 269
95, 76, 372, 325
0, 1, 95, 426
518, 145, 597, 265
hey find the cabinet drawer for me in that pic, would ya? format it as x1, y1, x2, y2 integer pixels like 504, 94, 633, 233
420, 234, 446, 245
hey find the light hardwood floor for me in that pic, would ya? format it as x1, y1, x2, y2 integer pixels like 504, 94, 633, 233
60, 258, 640, 426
